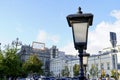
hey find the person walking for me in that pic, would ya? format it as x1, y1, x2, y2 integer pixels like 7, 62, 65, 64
98, 77, 102, 80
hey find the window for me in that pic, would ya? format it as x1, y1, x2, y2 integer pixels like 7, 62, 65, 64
117, 64, 120, 69
96, 64, 98, 70
107, 62, 110, 70
101, 63, 104, 69
112, 55, 116, 69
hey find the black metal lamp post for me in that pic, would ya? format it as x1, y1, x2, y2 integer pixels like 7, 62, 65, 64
0, 43, 1, 51
83, 52, 90, 78
66, 7, 93, 80
12, 37, 22, 49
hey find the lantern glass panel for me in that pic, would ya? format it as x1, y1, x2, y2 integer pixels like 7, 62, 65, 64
83, 56, 88, 65
72, 23, 88, 43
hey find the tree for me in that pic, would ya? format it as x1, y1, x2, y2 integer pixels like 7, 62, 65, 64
73, 64, 79, 76
111, 69, 120, 80
22, 54, 43, 75
101, 69, 105, 78
0, 50, 4, 78
2, 44, 22, 79
89, 64, 98, 79
0, 50, 3, 61
61, 66, 70, 77
49, 71, 54, 76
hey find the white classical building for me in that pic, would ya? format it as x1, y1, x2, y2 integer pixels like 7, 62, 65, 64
50, 45, 120, 79
50, 51, 66, 77
87, 45, 120, 79
67, 58, 79, 77
50, 51, 79, 78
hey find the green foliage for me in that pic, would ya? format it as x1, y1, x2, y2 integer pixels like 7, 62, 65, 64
0, 44, 23, 79
73, 64, 79, 76
89, 64, 98, 78
50, 71, 54, 76
0, 51, 3, 61
61, 69, 65, 77
111, 70, 115, 77
101, 69, 105, 78
0, 51, 5, 77
0, 44, 44, 79
61, 66, 70, 77
22, 54, 43, 74
111, 69, 119, 80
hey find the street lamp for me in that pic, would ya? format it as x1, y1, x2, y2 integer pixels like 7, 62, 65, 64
0, 43, 1, 51
83, 51, 90, 77
12, 37, 22, 49
66, 7, 93, 80
98, 51, 102, 78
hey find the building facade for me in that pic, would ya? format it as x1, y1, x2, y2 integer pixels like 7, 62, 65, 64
18, 42, 120, 79
50, 45, 120, 78
18, 45, 59, 76
50, 52, 79, 78
50, 52, 66, 78
87, 45, 120, 79
67, 58, 79, 77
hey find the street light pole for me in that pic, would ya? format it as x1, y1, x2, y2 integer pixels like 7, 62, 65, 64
0, 43, 1, 53
12, 37, 22, 49
110, 32, 118, 80
98, 51, 102, 78
78, 49, 84, 79
0, 43, 1, 51
66, 7, 93, 80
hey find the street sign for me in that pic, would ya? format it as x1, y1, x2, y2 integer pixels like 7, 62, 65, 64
110, 32, 117, 48
32, 41, 45, 50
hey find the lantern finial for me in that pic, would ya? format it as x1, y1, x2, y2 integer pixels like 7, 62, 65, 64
78, 7, 83, 14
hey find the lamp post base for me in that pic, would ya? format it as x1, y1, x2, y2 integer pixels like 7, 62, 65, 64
79, 76, 85, 80
79, 69, 85, 80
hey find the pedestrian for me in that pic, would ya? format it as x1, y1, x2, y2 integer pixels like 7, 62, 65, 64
106, 74, 110, 80
33, 73, 39, 80
98, 77, 102, 80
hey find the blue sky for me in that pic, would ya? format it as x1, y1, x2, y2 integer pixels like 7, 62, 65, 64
0, 0, 120, 55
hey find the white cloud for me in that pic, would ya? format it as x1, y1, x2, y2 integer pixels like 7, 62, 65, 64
37, 10, 120, 55
37, 30, 47, 43
111, 10, 120, 20
50, 35, 59, 43
37, 30, 60, 44
87, 10, 120, 54
61, 10, 120, 55
59, 42, 78, 55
